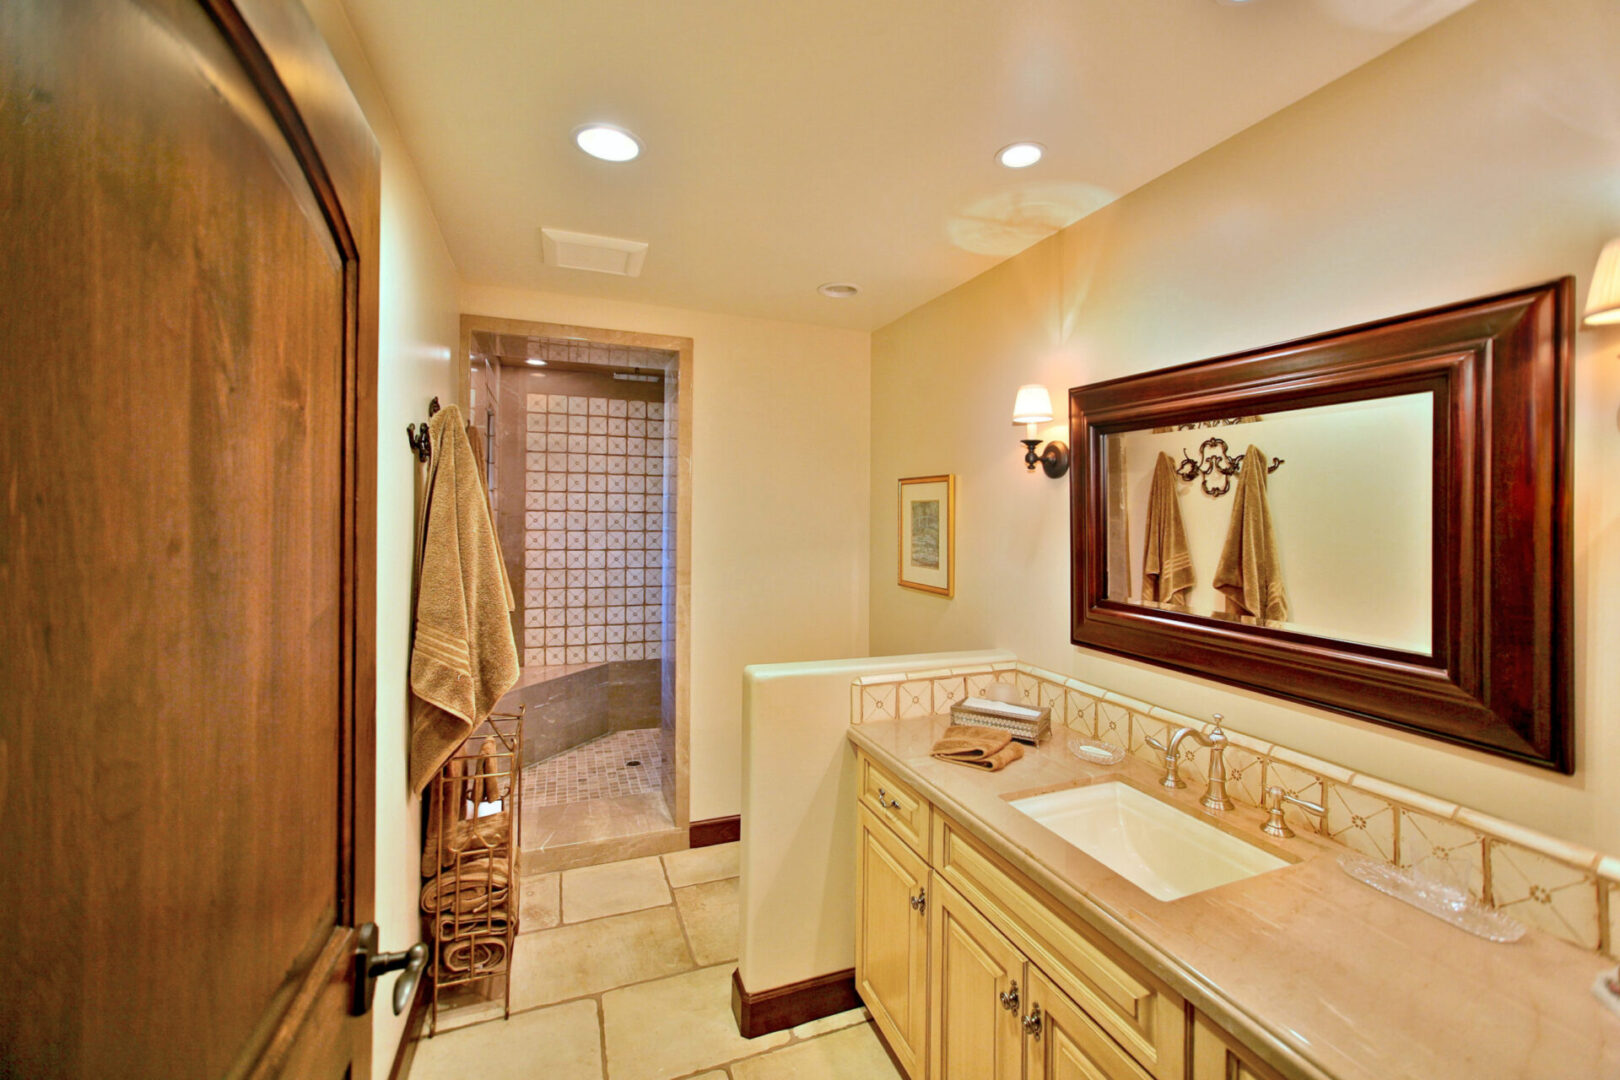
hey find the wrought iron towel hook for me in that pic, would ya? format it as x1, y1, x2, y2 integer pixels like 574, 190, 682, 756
1174, 436, 1283, 498
405, 397, 441, 463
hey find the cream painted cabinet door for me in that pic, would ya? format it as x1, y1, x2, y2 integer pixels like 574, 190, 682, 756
1191, 1011, 1287, 1080
929, 877, 1026, 1080
1025, 967, 1152, 1080
857, 805, 931, 1079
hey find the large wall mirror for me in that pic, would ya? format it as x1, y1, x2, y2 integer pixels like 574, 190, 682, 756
1070, 280, 1574, 772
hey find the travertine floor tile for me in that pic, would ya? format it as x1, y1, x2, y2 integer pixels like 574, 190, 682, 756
521, 871, 561, 932
511, 906, 692, 1010
563, 854, 671, 922
731, 1023, 900, 1080
602, 964, 789, 1080
412, 999, 602, 1080
789, 1005, 870, 1041
673, 878, 738, 966
662, 841, 739, 887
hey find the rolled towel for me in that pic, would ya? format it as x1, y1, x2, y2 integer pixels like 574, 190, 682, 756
434, 907, 511, 942
441, 935, 508, 975
930, 724, 1025, 772
476, 736, 505, 803
420, 856, 511, 915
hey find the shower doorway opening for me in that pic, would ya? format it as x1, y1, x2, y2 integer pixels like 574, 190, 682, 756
462, 315, 691, 873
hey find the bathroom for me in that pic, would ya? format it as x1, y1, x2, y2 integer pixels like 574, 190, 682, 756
7, 1, 1620, 1079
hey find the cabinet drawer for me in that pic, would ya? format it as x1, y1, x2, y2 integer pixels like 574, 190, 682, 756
932, 813, 1185, 1080
858, 751, 931, 856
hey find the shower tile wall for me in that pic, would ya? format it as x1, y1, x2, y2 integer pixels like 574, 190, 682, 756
521, 390, 669, 666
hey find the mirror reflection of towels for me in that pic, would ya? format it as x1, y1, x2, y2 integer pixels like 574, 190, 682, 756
1142, 452, 1194, 609
1213, 445, 1288, 623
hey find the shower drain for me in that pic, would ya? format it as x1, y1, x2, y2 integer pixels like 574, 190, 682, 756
625, 760, 642, 767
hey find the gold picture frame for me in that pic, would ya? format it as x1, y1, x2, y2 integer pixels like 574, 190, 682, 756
898, 474, 955, 597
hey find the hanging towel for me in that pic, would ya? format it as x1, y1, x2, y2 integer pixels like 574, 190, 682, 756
408, 404, 520, 794
1141, 452, 1194, 609
1212, 445, 1289, 623
930, 725, 1025, 772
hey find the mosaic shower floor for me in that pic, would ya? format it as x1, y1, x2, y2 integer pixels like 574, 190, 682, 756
522, 728, 667, 808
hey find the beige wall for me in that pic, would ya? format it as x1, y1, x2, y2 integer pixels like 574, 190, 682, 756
300, 3, 462, 1074
461, 285, 873, 821
870, 0, 1620, 851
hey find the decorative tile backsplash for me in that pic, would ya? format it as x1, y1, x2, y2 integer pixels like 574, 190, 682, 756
519, 390, 672, 666
852, 659, 1619, 959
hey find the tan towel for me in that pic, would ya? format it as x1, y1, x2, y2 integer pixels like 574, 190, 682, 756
421, 808, 511, 877
930, 725, 1025, 772
441, 936, 509, 975
1212, 445, 1289, 623
420, 856, 511, 915
475, 737, 504, 803
1141, 452, 1194, 609
465, 421, 516, 614
408, 404, 520, 794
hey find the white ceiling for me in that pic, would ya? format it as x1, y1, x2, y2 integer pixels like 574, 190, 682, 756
338, 0, 1474, 330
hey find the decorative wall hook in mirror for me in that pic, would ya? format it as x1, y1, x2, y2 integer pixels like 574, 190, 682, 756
1174, 437, 1285, 498
405, 396, 441, 462
1069, 278, 1574, 772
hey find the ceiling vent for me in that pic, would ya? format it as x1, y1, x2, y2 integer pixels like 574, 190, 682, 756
541, 228, 649, 277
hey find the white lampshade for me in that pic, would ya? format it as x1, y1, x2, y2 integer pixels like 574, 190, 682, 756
1585, 237, 1620, 326
1012, 384, 1054, 425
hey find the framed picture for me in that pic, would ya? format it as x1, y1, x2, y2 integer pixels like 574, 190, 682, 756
898, 474, 955, 596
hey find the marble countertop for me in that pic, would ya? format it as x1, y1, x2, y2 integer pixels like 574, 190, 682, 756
848, 715, 1620, 1080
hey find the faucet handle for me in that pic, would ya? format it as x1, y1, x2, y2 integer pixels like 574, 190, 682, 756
1261, 785, 1325, 839
1144, 734, 1168, 755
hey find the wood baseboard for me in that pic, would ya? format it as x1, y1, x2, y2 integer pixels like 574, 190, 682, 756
730, 966, 859, 1039
387, 973, 433, 1080
689, 815, 740, 848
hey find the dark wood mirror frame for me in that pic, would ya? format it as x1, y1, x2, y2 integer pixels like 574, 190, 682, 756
1069, 279, 1574, 772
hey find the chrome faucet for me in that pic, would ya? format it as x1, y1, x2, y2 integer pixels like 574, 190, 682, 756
1145, 715, 1234, 812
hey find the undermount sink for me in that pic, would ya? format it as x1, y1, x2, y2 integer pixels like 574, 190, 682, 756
1007, 781, 1290, 901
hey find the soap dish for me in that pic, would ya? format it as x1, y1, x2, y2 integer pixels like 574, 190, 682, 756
1068, 735, 1126, 766
1338, 854, 1525, 943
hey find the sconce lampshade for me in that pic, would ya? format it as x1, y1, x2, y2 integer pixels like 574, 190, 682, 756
1585, 237, 1620, 326
1012, 384, 1055, 425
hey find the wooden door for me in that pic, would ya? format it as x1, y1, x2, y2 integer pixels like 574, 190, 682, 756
1191, 1011, 1288, 1080
1025, 968, 1151, 1080
929, 877, 1025, 1080
0, 1, 380, 1077
856, 805, 931, 1079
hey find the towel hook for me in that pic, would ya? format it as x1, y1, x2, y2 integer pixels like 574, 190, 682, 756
405, 397, 442, 463
1174, 436, 1283, 498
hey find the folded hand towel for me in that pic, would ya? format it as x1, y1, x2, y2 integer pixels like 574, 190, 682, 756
1213, 445, 1289, 623
420, 856, 511, 915
441, 936, 508, 975
930, 725, 1025, 772
408, 404, 520, 794
1142, 451, 1194, 609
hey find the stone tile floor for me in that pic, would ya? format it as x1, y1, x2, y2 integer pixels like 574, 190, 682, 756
523, 729, 667, 807
413, 842, 901, 1080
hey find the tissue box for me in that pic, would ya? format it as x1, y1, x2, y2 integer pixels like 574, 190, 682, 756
949, 697, 1051, 744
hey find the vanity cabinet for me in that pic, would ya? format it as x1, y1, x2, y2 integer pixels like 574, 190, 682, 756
854, 750, 1186, 1080
1190, 1011, 1287, 1080
856, 803, 930, 1079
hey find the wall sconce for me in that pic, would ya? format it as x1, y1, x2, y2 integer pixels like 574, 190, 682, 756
1012, 384, 1070, 478
1584, 237, 1620, 326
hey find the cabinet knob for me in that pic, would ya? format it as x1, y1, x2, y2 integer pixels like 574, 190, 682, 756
909, 887, 927, 914
998, 979, 1020, 1013
1022, 1003, 1043, 1039
876, 787, 901, 811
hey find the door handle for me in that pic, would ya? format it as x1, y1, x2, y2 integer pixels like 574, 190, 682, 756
351, 922, 429, 1016
1023, 1003, 1043, 1040
909, 887, 927, 914
998, 979, 1020, 1013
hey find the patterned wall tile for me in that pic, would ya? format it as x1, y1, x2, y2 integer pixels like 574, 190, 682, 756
1012, 671, 1044, 708
966, 670, 1015, 700
932, 676, 967, 715
1065, 691, 1099, 736
1037, 680, 1069, 728
1219, 743, 1267, 808
1323, 783, 1396, 861
1095, 701, 1130, 745
1128, 712, 1170, 770
1398, 809, 1485, 902
896, 680, 935, 719
1489, 841, 1602, 950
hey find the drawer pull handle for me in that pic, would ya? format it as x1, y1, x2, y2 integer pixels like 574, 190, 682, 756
909, 888, 927, 914
1022, 1004, 1043, 1040
999, 979, 1020, 1013
876, 787, 902, 811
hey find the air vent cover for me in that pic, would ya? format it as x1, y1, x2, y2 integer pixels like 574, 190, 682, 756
541, 228, 649, 277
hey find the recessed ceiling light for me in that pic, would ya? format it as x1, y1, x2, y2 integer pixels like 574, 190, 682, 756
574, 124, 641, 162
996, 142, 1045, 169
818, 282, 861, 299
525, 358, 546, 367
